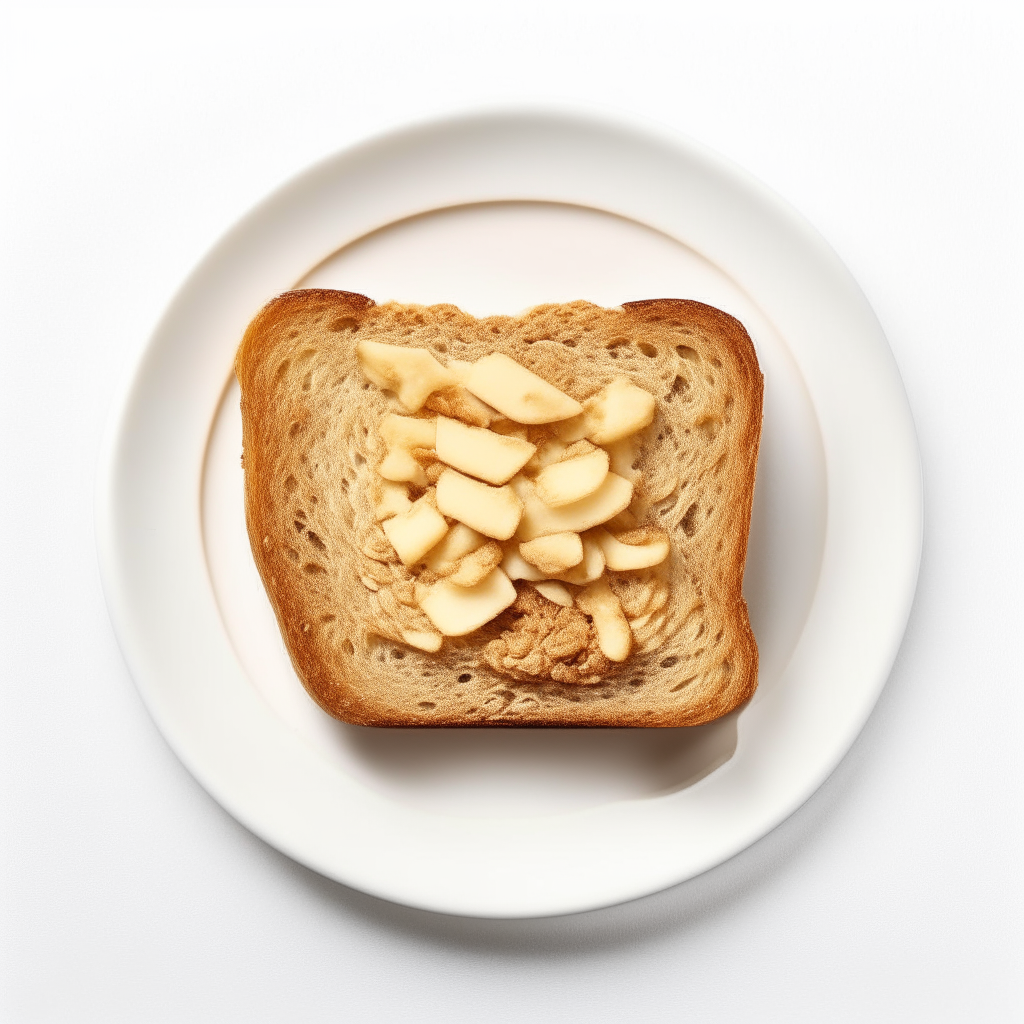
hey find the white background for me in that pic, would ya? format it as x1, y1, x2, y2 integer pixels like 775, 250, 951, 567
1, 1, 1021, 1021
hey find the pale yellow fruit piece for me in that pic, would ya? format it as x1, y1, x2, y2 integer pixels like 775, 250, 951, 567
430, 360, 501, 427
531, 581, 574, 607
401, 629, 443, 653
418, 568, 518, 636
422, 522, 487, 574
500, 546, 547, 582
357, 341, 457, 413
512, 473, 634, 540
435, 468, 523, 541
448, 541, 503, 587
519, 532, 584, 574
381, 499, 449, 566
374, 480, 413, 521
576, 576, 632, 662
434, 416, 536, 485
534, 448, 610, 508
583, 377, 657, 445
378, 414, 436, 487
463, 353, 582, 425
593, 527, 670, 570
553, 534, 606, 585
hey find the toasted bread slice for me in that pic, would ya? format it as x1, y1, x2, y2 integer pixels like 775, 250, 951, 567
234, 290, 762, 726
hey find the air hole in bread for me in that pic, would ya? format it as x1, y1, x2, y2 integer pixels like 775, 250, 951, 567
676, 345, 699, 362
306, 531, 326, 552
722, 660, 733, 675
711, 358, 722, 368
434, 342, 448, 353
302, 372, 312, 392
284, 546, 299, 562
629, 677, 644, 686
660, 656, 679, 668
329, 316, 358, 333
669, 676, 697, 693
284, 475, 298, 495
353, 453, 365, 467
696, 418, 721, 441
458, 673, 472, 683
295, 509, 307, 520
343, 639, 355, 655
638, 341, 658, 358
392, 649, 405, 659
671, 375, 689, 397
276, 359, 291, 379
561, 338, 577, 347
287, 330, 299, 339
293, 520, 305, 533
681, 503, 699, 536
302, 562, 326, 574
715, 629, 724, 642
289, 421, 302, 437
418, 702, 436, 709
322, 614, 336, 623
609, 350, 619, 359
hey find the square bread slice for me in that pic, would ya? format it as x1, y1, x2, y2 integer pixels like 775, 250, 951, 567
234, 290, 763, 727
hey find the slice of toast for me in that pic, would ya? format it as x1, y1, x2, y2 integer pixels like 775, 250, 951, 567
234, 290, 763, 727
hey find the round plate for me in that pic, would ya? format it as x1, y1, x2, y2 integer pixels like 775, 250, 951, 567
96, 111, 921, 918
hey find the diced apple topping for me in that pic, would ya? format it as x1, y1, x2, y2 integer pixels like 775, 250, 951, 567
357, 341, 457, 413
513, 473, 633, 540
500, 546, 548, 582
418, 568, 518, 636
593, 527, 670, 570
381, 498, 449, 566
556, 377, 656, 445
448, 540, 503, 587
576, 577, 632, 662
422, 522, 487, 574
435, 468, 523, 540
374, 480, 413, 521
378, 414, 436, 487
534, 448, 610, 508
553, 534, 606, 585
531, 581, 574, 607
519, 532, 584, 574
463, 353, 583, 424
434, 416, 536, 485
400, 628, 444, 653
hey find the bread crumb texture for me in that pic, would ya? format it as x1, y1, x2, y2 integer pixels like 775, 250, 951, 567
234, 290, 763, 727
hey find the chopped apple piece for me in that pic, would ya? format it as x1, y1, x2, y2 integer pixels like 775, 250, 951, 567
378, 414, 436, 487
422, 522, 486, 574
381, 499, 449, 566
593, 528, 671, 570
534, 448, 610, 508
374, 480, 413, 521
500, 546, 547, 581
434, 416, 536, 485
401, 628, 443, 653
576, 576, 632, 662
512, 473, 634, 540
519, 532, 584, 574
553, 534, 606, 585
418, 568, 518, 636
448, 541, 503, 587
463, 353, 582, 424
531, 581, 574, 607
435, 468, 523, 541
583, 377, 657, 445
357, 341, 457, 413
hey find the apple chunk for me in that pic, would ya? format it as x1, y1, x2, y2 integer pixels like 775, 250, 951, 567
531, 581, 574, 607
576, 576, 632, 662
534, 448, 609, 507
422, 522, 486, 574
500, 546, 547, 582
513, 473, 633, 540
448, 541, 503, 587
557, 377, 656, 445
435, 416, 536, 485
418, 568, 518, 636
381, 499, 449, 566
374, 480, 413, 521
553, 534, 606, 585
519, 532, 584, 574
378, 414, 436, 487
435, 468, 523, 540
463, 353, 582, 424
357, 341, 457, 413
593, 527, 670, 570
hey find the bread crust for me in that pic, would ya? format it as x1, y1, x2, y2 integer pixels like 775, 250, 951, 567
235, 290, 763, 727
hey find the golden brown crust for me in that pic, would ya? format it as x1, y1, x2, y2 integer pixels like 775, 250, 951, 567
235, 290, 763, 727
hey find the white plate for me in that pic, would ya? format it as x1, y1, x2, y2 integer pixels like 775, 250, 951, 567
96, 111, 921, 918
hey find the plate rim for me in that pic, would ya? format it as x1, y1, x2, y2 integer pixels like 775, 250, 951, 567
95, 107, 923, 918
